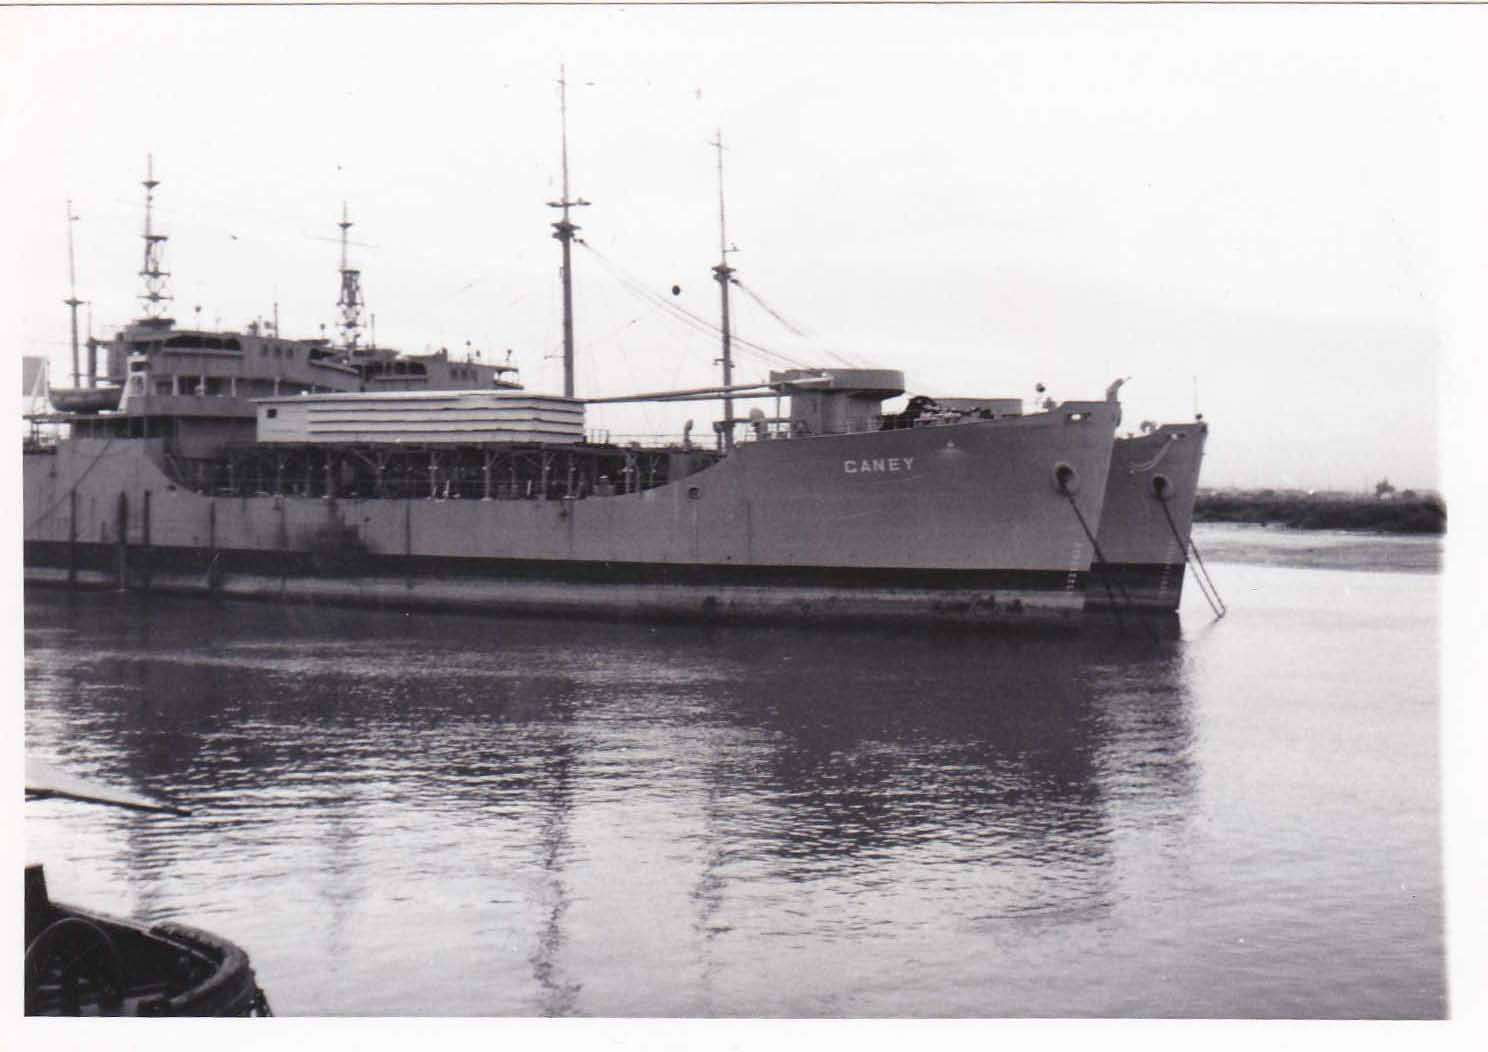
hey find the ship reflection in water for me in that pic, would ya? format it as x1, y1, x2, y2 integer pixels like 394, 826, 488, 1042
24, 539, 1444, 1017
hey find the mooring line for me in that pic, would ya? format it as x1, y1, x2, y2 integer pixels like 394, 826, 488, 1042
1057, 475, 1156, 641
1159, 498, 1227, 619
1187, 533, 1228, 619
24, 435, 117, 532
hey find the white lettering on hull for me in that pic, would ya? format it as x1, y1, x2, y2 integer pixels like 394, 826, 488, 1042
843, 456, 914, 475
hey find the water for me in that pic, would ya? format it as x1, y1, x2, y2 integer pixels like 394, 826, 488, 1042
22, 524, 1445, 1017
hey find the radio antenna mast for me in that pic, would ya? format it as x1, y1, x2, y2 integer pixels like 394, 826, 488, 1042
547, 65, 589, 399
336, 202, 365, 352
138, 155, 171, 319
711, 130, 737, 451
64, 199, 82, 387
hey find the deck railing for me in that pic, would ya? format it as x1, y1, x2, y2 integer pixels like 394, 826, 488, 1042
593, 410, 1015, 450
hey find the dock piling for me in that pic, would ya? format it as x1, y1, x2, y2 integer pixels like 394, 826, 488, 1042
67, 490, 77, 589
114, 492, 128, 590
141, 490, 152, 592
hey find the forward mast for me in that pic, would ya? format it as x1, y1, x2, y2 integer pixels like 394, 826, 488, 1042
64, 200, 83, 387
548, 66, 590, 400
711, 130, 737, 452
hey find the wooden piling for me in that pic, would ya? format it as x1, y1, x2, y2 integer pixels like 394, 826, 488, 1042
114, 492, 128, 590
67, 490, 77, 588
141, 490, 152, 592
206, 498, 220, 593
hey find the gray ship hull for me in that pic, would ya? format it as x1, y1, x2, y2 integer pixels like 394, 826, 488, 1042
25, 402, 1120, 627
1088, 422, 1208, 612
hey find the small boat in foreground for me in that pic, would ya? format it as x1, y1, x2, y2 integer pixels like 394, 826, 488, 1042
24, 759, 271, 1017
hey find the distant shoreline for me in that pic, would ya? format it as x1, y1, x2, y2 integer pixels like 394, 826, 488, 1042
1194, 490, 1446, 535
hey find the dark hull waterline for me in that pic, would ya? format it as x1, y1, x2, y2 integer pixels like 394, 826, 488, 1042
25, 545, 1090, 629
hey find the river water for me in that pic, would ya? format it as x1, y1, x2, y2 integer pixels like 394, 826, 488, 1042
22, 524, 1445, 1017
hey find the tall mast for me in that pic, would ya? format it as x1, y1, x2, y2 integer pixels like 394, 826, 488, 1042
711, 130, 736, 451
64, 199, 82, 387
138, 155, 171, 319
336, 202, 364, 351
547, 65, 589, 399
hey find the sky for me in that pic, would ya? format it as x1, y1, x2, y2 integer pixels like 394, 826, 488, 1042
1, 3, 1478, 492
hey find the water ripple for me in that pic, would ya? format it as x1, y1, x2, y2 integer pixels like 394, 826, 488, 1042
24, 540, 1445, 1016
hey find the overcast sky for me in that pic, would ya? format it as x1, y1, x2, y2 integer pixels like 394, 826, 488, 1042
2, 4, 1477, 491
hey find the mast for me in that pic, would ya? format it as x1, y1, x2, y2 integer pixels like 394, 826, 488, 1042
64, 199, 82, 387
336, 202, 364, 351
138, 155, 171, 319
711, 130, 736, 451
547, 65, 589, 399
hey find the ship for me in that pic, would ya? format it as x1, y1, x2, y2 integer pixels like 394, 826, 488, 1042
23, 94, 1172, 630
23, 370, 1122, 627
1091, 420, 1212, 613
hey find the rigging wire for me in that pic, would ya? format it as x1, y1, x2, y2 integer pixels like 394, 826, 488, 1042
730, 278, 867, 370
730, 278, 807, 338
731, 285, 863, 370
579, 299, 667, 354
576, 241, 814, 372
579, 242, 741, 349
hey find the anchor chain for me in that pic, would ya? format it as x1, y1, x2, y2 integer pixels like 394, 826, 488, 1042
1159, 497, 1227, 619
1055, 466, 1154, 639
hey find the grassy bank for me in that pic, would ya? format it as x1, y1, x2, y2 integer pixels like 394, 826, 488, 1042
1194, 490, 1446, 534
